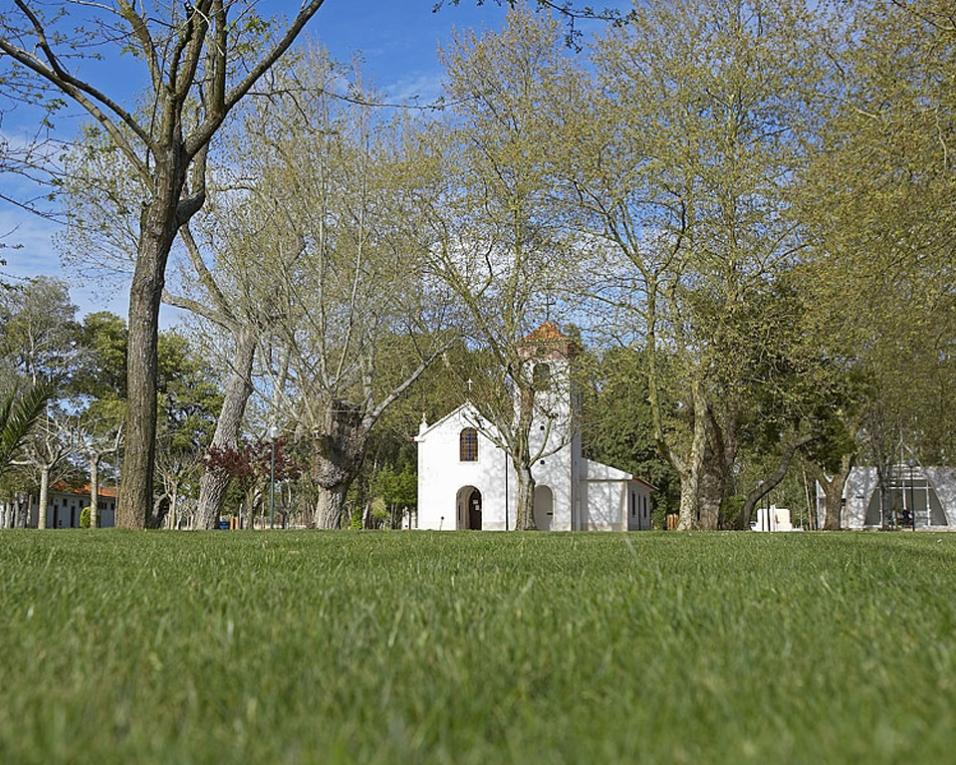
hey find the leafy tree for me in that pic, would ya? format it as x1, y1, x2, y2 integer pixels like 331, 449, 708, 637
415, 9, 579, 530
579, 347, 679, 523
559, 0, 821, 529
370, 463, 417, 528
241, 59, 451, 529
793, 0, 956, 523
0, 276, 78, 386
1, 0, 327, 527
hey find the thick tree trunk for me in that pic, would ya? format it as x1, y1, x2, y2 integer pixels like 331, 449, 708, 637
676, 383, 708, 531
37, 467, 49, 529
823, 489, 843, 531
310, 401, 369, 530
511, 381, 538, 531
195, 328, 257, 529
697, 458, 724, 531
514, 462, 536, 531
118, 167, 186, 529
89, 457, 100, 529
315, 484, 349, 529
677, 477, 698, 531
168, 486, 179, 530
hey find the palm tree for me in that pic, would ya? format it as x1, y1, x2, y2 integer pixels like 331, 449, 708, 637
0, 383, 53, 475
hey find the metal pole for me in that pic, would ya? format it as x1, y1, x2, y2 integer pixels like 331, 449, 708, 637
909, 462, 915, 530
504, 453, 509, 531
270, 437, 276, 530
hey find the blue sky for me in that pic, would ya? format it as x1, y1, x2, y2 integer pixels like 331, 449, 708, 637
0, 0, 620, 321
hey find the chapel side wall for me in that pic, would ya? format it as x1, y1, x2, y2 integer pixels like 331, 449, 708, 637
626, 484, 653, 531
581, 482, 627, 531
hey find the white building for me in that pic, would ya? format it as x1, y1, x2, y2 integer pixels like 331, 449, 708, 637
35, 483, 117, 528
821, 465, 955, 530
415, 323, 654, 531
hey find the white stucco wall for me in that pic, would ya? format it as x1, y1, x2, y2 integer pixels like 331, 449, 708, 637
925, 468, 956, 527
416, 406, 510, 530
842, 467, 880, 528
627, 484, 653, 531
580, 480, 624, 530
415, 403, 579, 531
579, 460, 653, 531
31, 492, 117, 528
827, 467, 955, 529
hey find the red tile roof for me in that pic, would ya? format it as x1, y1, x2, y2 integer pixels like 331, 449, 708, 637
520, 321, 579, 359
523, 321, 568, 343
50, 482, 118, 498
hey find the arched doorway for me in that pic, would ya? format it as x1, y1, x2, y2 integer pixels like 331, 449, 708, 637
456, 486, 482, 530
533, 485, 553, 531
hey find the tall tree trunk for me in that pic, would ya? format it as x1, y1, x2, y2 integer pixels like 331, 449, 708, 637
811, 455, 854, 531
676, 383, 708, 531
511, 382, 537, 531
697, 456, 724, 531
822, 487, 843, 531
89, 456, 100, 529
315, 484, 349, 529
168, 485, 179, 530
195, 328, 257, 529
37, 467, 50, 529
118, 166, 186, 529
514, 461, 536, 531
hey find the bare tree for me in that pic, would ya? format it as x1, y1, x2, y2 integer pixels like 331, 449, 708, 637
81, 425, 122, 529
250, 68, 451, 528
0, 1, 327, 527
11, 409, 79, 528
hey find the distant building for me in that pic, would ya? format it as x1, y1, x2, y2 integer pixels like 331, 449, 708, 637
415, 322, 655, 531
820, 465, 955, 530
32, 483, 118, 528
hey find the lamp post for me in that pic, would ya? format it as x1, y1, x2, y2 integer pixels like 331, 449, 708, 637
268, 424, 279, 530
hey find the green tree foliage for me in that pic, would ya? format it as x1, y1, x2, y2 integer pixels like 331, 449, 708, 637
579, 347, 679, 522
0, 382, 52, 476
797, 0, 956, 467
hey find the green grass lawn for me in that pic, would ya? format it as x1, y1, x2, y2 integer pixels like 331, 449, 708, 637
1, 531, 955, 764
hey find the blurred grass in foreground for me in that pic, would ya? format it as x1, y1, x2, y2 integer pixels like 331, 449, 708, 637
1, 530, 954, 764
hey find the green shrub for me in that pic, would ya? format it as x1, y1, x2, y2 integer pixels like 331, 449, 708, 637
79, 506, 91, 528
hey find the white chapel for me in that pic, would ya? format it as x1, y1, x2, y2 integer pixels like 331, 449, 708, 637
415, 322, 655, 531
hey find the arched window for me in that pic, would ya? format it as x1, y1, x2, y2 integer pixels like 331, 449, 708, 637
459, 428, 478, 462
532, 363, 551, 390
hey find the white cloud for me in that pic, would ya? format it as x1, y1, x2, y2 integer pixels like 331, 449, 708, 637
385, 70, 446, 106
